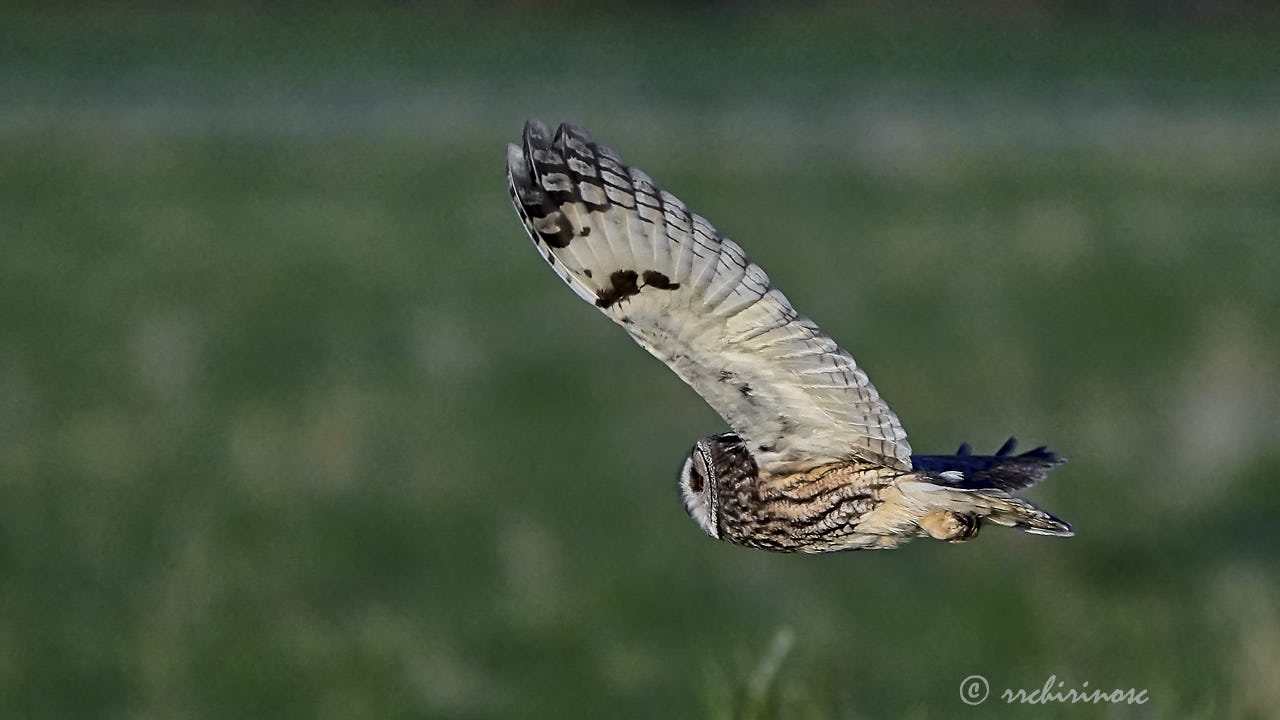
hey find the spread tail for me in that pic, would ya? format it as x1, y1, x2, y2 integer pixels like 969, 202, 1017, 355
938, 487, 1074, 537
909, 437, 1073, 538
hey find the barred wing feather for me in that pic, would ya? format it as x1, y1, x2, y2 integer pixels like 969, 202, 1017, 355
506, 119, 911, 473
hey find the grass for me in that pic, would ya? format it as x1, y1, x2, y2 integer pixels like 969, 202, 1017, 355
1, 4, 1278, 719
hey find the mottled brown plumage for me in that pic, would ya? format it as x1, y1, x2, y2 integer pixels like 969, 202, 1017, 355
683, 432, 1066, 553
507, 119, 1073, 552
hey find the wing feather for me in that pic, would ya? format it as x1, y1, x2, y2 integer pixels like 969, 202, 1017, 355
507, 119, 912, 472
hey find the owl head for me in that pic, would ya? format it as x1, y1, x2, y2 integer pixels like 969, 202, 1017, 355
678, 439, 720, 539
678, 432, 754, 540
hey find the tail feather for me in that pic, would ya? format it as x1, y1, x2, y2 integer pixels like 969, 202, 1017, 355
973, 491, 1074, 537
906, 483, 1074, 538
907, 437, 1073, 539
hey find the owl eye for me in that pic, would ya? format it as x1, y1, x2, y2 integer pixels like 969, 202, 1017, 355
689, 470, 704, 493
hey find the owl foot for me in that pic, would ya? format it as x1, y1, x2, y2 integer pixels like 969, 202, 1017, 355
920, 512, 981, 543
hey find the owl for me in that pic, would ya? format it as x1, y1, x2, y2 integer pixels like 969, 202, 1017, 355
506, 119, 1072, 552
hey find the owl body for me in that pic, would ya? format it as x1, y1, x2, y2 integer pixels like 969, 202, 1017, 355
507, 119, 1072, 553
697, 432, 901, 552
681, 432, 1055, 552
726, 466, 909, 553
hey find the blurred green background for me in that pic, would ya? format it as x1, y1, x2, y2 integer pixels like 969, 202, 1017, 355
2, 3, 1279, 718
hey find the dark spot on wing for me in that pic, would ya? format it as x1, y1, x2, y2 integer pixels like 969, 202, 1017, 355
595, 270, 640, 309
718, 370, 734, 382
642, 270, 680, 290
581, 227, 591, 237
538, 225, 574, 248
532, 217, 573, 248
583, 268, 593, 278
757, 444, 775, 453
545, 250, 556, 266
739, 383, 752, 397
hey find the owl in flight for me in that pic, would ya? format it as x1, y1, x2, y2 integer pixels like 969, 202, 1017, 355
506, 119, 1072, 552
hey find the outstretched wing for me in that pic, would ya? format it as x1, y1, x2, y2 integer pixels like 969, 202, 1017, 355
506, 119, 911, 473
911, 437, 1065, 492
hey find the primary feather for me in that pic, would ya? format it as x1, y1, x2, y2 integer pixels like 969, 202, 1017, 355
507, 119, 911, 474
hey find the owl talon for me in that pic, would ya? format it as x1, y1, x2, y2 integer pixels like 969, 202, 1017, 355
920, 512, 981, 543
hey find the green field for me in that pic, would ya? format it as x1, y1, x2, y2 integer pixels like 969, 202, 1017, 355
2, 5, 1278, 718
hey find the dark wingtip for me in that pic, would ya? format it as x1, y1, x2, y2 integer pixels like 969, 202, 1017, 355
553, 121, 593, 148
521, 118, 556, 172
523, 118, 552, 147
911, 436, 1067, 491
996, 436, 1017, 456
517, 118, 553, 186
509, 119, 577, 249
505, 142, 536, 209
1022, 445, 1066, 466
505, 141, 526, 176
